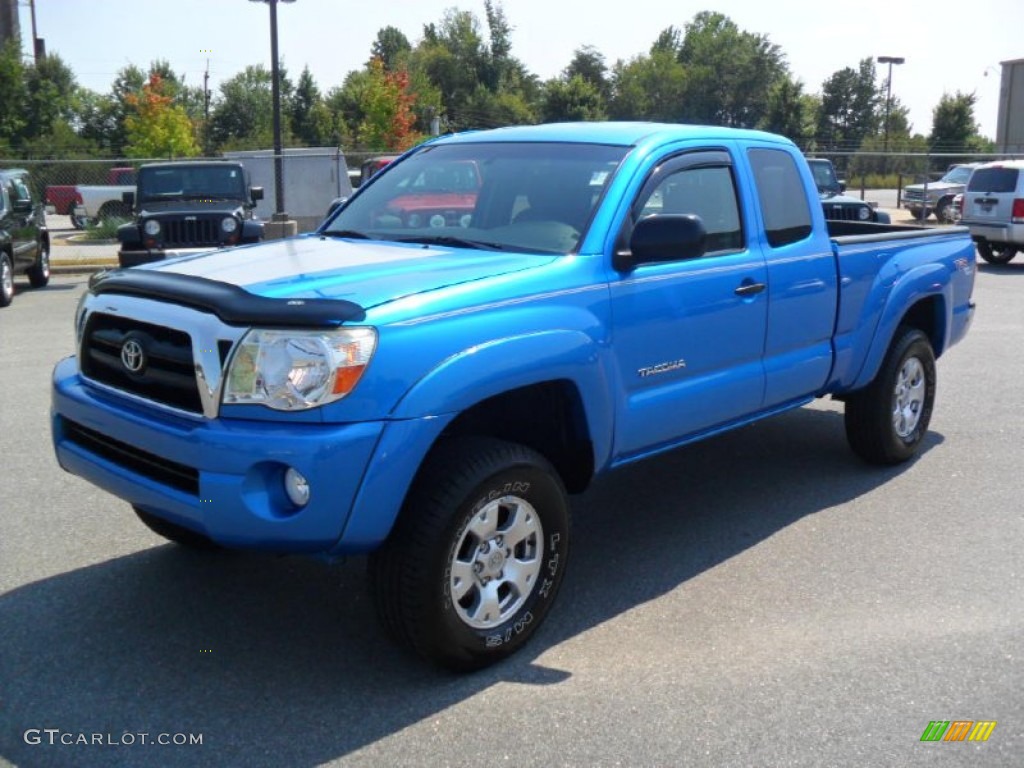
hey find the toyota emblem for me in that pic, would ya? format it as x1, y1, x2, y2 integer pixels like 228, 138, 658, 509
120, 338, 146, 374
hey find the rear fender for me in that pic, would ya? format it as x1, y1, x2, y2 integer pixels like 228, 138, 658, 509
848, 264, 948, 391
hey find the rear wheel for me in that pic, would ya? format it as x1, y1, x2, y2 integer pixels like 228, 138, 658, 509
845, 327, 936, 465
369, 437, 570, 671
977, 241, 1017, 265
133, 506, 220, 550
27, 239, 50, 288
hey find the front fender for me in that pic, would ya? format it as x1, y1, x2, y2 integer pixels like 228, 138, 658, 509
242, 220, 264, 242
391, 329, 615, 468
849, 263, 949, 391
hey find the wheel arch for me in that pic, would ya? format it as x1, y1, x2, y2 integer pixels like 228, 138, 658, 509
851, 290, 946, 391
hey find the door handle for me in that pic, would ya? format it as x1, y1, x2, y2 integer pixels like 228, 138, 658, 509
734, 282, 766, 297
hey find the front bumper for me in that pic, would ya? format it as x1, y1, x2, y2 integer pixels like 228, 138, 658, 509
51, 356, 385, 552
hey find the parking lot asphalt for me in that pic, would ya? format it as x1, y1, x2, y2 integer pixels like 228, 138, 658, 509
0, 262, 1021, 766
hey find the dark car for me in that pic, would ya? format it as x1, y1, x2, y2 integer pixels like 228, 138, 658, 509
807, 158, 891, 224
0, 169, 50, 308
117, 161, 264, 268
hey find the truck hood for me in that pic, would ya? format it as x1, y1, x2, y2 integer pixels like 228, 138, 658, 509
145, 235, 556, 309
904, 181, 962, 193
137, 200, 249, 216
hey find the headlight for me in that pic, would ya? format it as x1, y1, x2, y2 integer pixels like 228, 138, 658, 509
223, 327, 377, 410
143, 219, 161, 236
221, 216, 238, 234
857, 206, 870, 220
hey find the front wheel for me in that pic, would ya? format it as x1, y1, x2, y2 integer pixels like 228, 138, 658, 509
976, 241, 1018, 265
0, 252, 13, 307
844, 327, 936, 465
369, 437, 570, 671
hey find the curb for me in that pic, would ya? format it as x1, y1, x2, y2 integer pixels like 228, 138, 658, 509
51, 262, 118, 275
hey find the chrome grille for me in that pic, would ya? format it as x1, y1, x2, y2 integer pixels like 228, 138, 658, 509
81, 313, 202, 414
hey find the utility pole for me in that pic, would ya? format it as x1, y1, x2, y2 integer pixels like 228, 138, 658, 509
876, 56, 905, 175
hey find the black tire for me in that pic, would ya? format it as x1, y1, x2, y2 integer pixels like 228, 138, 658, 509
70, 212, 89, 230
912, 208, 930, 222
369, 437, 570, 671
934, 199, 951, 224
133, 506, 220, 550
976, 241, 1017, 265
844, 327, 936, 465
0, 252, 13, 307
27, 239, 50, 288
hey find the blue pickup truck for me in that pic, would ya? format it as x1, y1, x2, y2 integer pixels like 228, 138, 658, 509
52, 123, 975, 670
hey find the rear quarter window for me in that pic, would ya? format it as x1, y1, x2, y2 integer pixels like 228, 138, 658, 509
748, 148, 813, 248
967, 168, 1019, 193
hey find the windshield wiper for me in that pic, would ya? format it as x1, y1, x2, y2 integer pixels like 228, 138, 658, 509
395, 235, 505, 251
323, 229, 371, 239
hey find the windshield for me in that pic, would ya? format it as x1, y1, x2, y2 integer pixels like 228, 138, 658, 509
138, 165, 247, 202
941, 165, 974, 185
808, 160, 841, 194
324, 142, 628, 254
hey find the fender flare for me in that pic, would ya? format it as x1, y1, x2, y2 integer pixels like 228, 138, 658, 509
335, 330, 616, 553
849, 263, 949, 391
391, 329, 614, 459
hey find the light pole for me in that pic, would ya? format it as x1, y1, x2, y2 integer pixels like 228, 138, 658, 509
250, 0, 295, 221
877, 56, 905, 173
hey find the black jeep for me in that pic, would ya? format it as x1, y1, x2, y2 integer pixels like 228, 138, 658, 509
117, 161, 264, 268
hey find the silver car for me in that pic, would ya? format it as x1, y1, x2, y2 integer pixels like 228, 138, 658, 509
960, 160, 1024, 264
902, 163, 980, 222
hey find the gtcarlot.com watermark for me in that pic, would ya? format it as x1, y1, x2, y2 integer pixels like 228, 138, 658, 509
24, 729, 203, 747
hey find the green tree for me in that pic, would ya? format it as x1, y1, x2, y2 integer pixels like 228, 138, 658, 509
930, 91, 981, 152
676, 11, 788, 127
357, 58, 422, 150
0, 39, 27, 149
290, 66, 336, 146
208, 64, 293, 150
760, 78, 810, 142
608, 50, 686, 122
563, 46, 610, 101
816, 58, 881, 151
541, 75, 606, 122
123, 73, 199, 158
370, 26, 412, 71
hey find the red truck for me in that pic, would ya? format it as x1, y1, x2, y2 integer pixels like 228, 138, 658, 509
45, 167, 134, 229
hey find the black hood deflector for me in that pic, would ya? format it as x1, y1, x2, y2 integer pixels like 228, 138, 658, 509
89, 269, 366, 327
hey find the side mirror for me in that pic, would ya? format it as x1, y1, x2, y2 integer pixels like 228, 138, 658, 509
12, 199, 32, 214
838, 179, 847, 193
122, 190, 135, 210
250, 186, 264, 204
617, 214, 707, 270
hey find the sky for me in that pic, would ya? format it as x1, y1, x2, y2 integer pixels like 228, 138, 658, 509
15, 0, 1022, 140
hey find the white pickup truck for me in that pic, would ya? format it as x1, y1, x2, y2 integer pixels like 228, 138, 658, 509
72, 169, 136, 224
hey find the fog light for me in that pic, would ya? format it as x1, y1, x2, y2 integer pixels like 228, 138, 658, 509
284, 467, 310, 507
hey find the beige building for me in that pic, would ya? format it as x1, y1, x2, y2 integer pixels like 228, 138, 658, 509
997, 58, 1024, 154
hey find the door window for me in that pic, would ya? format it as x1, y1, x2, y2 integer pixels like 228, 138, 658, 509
636, 165, 743, 254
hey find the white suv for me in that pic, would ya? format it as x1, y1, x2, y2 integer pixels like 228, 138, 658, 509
961, 160, 1024, 264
